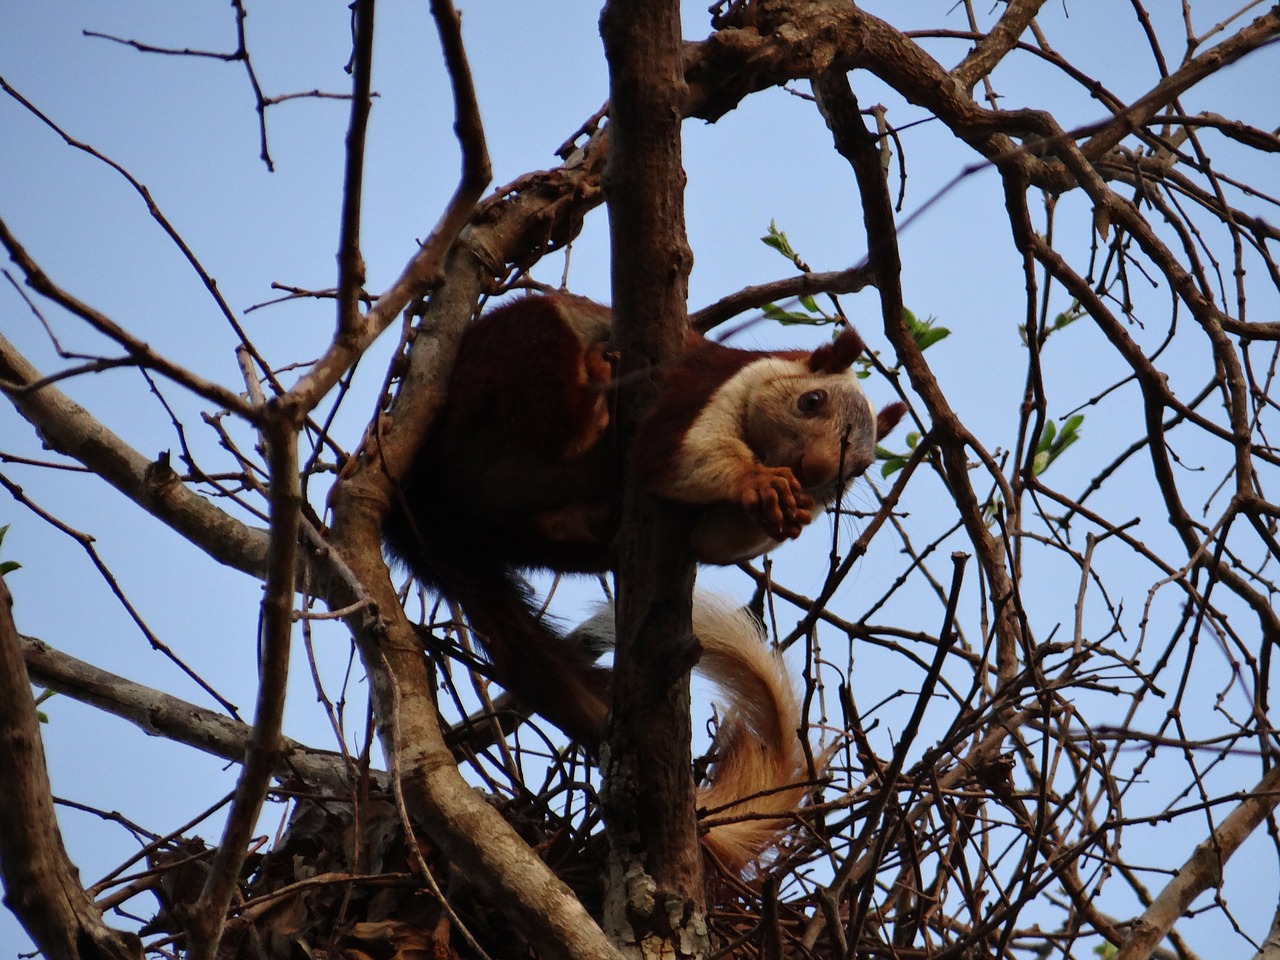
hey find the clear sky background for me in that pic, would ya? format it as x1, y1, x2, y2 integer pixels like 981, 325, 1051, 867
2, 1, 1278, 956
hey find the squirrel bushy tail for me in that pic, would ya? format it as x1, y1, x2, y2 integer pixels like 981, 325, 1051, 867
571, 597, 820, 873
691, 598, 817, 873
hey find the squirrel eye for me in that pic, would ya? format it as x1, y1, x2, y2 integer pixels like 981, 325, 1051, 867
796, 389, 827, 414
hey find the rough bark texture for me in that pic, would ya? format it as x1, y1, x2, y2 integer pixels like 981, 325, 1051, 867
599, 0, 705, 957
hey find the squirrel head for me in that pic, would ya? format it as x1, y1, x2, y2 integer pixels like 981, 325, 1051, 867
742, 326, 888, 502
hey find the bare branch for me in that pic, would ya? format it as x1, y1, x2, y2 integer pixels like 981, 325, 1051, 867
0, 472, 241, 718
1117, 764, 1280, 960
0, 331, 273, 579
0, 75, 282, 388
0, 218, 257, 419
20, 634, 374, 793
333, 0, 375, 340
1081, 7, 1280, 160
0, 577, 143, 960
82, 30, 238, 60
599, 0, 704, 951
950, 0, 1051, 93
690, 266, 875, 334
287, 0, 490, 416
185, 418, 299, 960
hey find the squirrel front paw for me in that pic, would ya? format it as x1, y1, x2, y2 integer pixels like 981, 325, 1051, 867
738, 466, 816, 540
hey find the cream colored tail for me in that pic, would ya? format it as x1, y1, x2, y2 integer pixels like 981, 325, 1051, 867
572, 596, 820, 874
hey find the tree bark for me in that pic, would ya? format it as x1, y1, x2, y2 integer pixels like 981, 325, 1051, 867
599, 0, 704, 957
0, 575, 143, 960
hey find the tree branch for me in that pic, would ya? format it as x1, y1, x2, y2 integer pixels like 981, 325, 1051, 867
1117, 763, 1280, 960
0, 576, 143, 960
1080, 6, 1280, 160
186, 417, 299, 960
0, 217, 257, 420
689, 266, 875, 334
333, 0, 376, 341
20, 633, 375, 793
287, 0, 490, 416
599, 0, 705, 954
0, 331, 273, 580
950, 0, 1051, 93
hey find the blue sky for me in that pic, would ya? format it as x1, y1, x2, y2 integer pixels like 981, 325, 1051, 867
2, 2, 1278, 956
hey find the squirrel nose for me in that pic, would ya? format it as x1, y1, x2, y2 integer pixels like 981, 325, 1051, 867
793, 452, 840, 490
795, 447, 872, 490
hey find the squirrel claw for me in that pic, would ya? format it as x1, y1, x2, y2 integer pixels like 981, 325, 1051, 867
740, 467, 812, 541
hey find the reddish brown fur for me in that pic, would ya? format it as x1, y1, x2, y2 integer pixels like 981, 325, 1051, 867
385, 295, 902, 745
877, 400, 908, 440
436, 296, 611, 473
807, 325, 866, 374
631, 338, 763, 493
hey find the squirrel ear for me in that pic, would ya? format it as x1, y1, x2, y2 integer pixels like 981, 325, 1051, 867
807, 326, 865, 374
876, 401, 908, 440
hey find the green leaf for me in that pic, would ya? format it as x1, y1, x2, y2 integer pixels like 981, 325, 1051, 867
902, 311, 950, 352
0, 524, 16, 576
982, 497, 1005, 527
761, 220, 797, 260
876, 425, 924, 476
762, 233, 789, 255
798, 294, 819, 313
762, 302, 820, 325
881, 457, 906, 478
915, 326, 951, 350
1055, 432, 1081, 458
1037, 420, 1057, 450
1032, 415, 1085, 475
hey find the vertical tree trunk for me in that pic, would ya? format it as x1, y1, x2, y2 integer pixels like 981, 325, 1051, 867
599, 1, 704, 957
